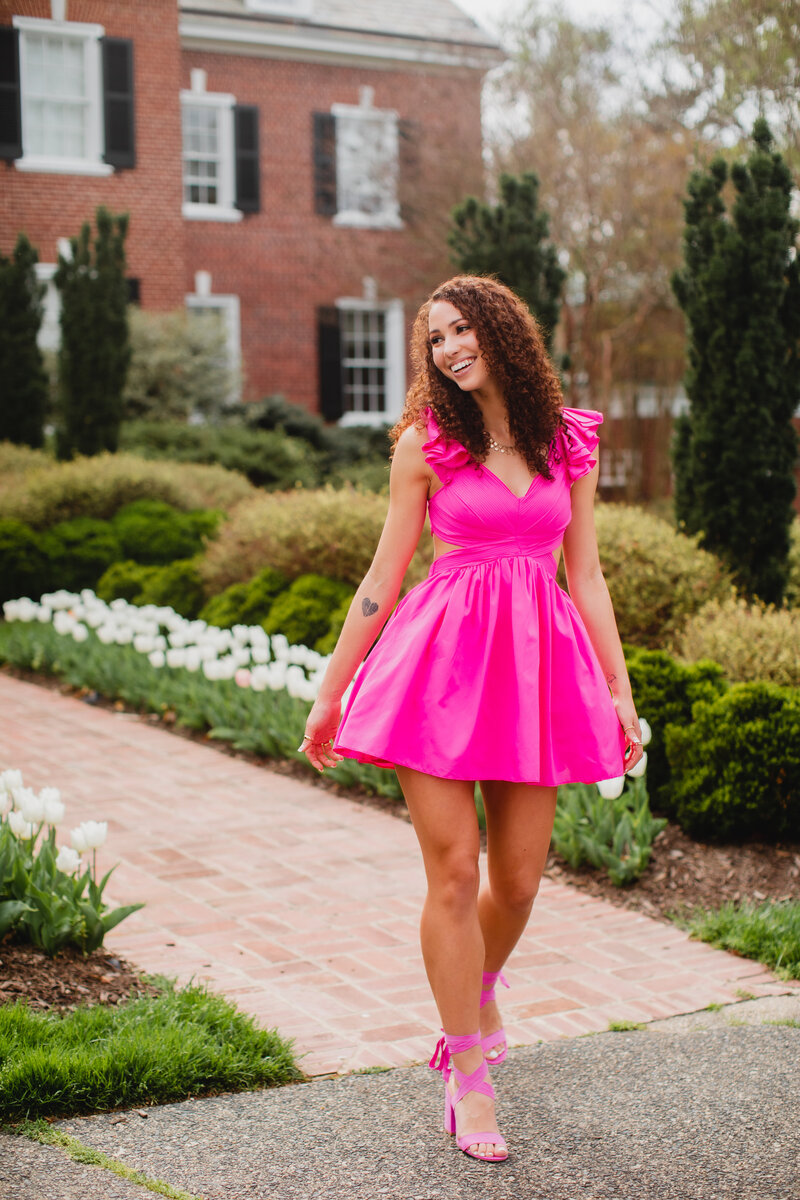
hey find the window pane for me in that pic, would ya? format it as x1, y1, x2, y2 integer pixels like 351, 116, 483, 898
182, 104, 223, 206
340, 308, 387, 413
336, 112, 398, 219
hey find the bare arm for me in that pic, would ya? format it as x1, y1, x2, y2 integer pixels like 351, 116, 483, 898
300, 425, 431, 770
561, 462, 644, 769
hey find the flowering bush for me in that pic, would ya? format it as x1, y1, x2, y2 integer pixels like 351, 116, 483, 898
677, 593, 800, 687
0, 768, 143, 955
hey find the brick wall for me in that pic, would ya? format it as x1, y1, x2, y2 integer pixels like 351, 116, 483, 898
0, 0, 185, 310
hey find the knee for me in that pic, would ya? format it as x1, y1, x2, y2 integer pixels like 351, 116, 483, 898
430, 853, 480, 915
491, 874, 540, 914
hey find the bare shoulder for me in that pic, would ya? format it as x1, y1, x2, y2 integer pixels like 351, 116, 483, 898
392, 423, 430, 479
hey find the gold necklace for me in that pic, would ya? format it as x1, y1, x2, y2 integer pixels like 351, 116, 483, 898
487, 433, 516, 454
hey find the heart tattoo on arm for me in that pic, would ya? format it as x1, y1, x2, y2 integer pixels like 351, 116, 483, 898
362, 598, 379, 617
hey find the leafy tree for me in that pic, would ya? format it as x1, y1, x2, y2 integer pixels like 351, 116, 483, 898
448, 171, 566, 350
0, 233, 48, 448
123, 307, 237, 422
671, 120, 800, 604
55, 207, 131, 458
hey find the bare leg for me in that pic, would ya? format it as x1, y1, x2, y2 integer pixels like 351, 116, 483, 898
396, 765, 506, 1160
477, 781, 557, 1058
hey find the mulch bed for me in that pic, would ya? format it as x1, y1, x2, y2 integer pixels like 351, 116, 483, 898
2, 663, 799, 1012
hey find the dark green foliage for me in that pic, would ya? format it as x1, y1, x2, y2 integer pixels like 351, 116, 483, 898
665, 682, 800, 841
553, 777, 667, 886
40, 517, 122, 593
110, 499, 221, 565
263, 574, 353, 647
0, 984, 301, 1120
243, 394, 330, 448
0, 233, 48, 448
55, 207, 131, 459
671, 121, 800, 603
448, 171, 566, 349
624, 647, 727, 817
198, 567, 289, 629
0, 519, 48, 603
314, 593, 353, 654
96, 560, 158, 604
135, 560, 205, 619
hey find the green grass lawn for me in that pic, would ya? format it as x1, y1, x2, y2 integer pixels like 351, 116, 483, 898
0, 981, 302, 1122
681, 899, 800, 980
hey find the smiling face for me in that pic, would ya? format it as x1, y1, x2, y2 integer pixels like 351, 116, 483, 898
428, 300, 490, 392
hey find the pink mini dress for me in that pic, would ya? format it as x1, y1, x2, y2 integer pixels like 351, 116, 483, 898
334, 406, 626, 786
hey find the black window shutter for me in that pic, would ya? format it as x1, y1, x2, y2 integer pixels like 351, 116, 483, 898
102, 37, 135, 169
126, 277, 141, 306
312, 112, 337, 216
318, 306, 343, 421
0, 26, 22, 161
398, 118, 420, 225
234, 104, 260, 213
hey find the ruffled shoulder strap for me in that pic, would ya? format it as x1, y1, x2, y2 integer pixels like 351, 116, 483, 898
558, 407, 602, 484
422, 407, 473, 485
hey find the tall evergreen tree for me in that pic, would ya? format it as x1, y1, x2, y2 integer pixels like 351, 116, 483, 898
0, 233, 48, 448
671, 120, 800, 604
55, 207, 131, 458
448, 171, 566, 351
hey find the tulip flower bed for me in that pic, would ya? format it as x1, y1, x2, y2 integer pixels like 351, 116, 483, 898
0, 590, 402, 800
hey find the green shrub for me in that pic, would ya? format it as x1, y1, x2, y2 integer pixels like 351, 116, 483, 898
123, 306, 237, 422
96, 560, 158, 604
135, 559, 205, 619
118, 421, 321, 490
111, 499, 221, 565
263, 574, 353, 647
0, 519, 48, 603
40, 517, 123, 593
552, 777, 667, 886
665, 682, 800, 842
0, 440, 49, 480
200, 486, 434, 594
198, 567, 289, 629
594, 503, 731, 648
624, 647, 727, 817
0, 453, 253, 529
678, 593, 800, 687
314, 594, 353, 654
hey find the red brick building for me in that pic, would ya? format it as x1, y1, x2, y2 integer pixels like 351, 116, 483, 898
0, 0, 500, 421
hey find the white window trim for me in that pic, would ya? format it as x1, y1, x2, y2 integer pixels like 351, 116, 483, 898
335, 297, 405, 427
331, 102, 403, 232
180, 89, 243, 223
34, 262, 60, 353
185, 291, 242, 403
13, 16, 113, 177
244, 0, 313, 15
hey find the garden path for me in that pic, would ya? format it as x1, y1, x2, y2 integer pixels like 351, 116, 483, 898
2, 673, 790, 1076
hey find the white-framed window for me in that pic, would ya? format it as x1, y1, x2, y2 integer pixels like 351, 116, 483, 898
186, 283, 242, 404
336, 299, 405, 426
34, 263, 61, 353
331, 102, 401, 230
181, 90, 242, 223
244, 0, 313, 14
13, 16, 112, 176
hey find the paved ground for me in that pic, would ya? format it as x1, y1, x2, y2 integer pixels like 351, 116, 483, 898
2, 998, 799, 1200
2, 673, 793, 1077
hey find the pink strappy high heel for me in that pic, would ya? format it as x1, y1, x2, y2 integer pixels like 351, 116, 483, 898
429, 1031, 508, 1163
480, 969, 510, 1065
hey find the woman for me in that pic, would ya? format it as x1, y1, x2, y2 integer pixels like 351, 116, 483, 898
300, 275, 643, 1164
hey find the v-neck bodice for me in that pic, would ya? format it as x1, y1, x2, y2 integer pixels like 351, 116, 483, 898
423, 406, 601, 570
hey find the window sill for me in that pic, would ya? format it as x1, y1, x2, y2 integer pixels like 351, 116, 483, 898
15, 156, 113, 177
333, 211, 404, 231
182, 204, 244, 223
339, 410, 392, 428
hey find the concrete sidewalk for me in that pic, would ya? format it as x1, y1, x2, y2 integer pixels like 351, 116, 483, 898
2, 995, 799, 1200
1, 673, 792, 1078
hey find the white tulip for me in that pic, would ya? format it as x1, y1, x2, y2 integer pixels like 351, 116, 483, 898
40, 787, 65, 825
639, 718, 652, 747
13, 787, 42, 820
184, 647, 202, 672
232, 647, 251, 667
73, 820, 108, 849
626, 751, 648, 779
114, 626, 134, 645
251, 645, 270, 664
134, 635, 156, 654
72, 623, 89, 642
0, 769, 23, 794
148, 649, 166, 668
596, 776, 626, 800
166, 648, 187, 669
2, 600, 19, 621
96, 624, 116, 644
9, 810, 34, 839
0, 790, 10, 817
53, 611, 74, 635
37, 606, 52, 623
110, 598, 128, 612
56, 845, 82, 875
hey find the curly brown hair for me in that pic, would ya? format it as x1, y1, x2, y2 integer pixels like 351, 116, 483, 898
391, 275, 565, 479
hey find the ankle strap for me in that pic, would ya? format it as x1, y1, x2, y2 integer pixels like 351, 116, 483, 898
482, 969, 509, 990
429, 1030, 481, 1075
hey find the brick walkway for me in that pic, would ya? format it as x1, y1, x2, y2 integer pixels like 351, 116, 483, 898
2, 674, 791, 1076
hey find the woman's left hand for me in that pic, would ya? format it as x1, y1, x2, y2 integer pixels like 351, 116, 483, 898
614, 700, 645, 773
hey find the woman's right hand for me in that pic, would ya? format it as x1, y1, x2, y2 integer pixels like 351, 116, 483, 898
298, 696, 344, 773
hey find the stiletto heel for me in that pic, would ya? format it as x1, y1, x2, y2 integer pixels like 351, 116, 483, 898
429, 1031, 508, 1163
480, 969, 510, 1065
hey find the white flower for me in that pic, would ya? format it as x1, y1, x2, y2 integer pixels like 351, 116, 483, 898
0, 769, 23, 794
184, 647, 202, 672
72, 623, 89, 642
251, 645, 270, 664
56, 845, 82, 875
148, 649, 166, 668
596, 776, 625, 800
96, 624, 116, 644
134, 634, 156, 654
203, 659, 222, 681
114, 626, 134, 645
626, 751, 648, 779
71, 820, 107, 850
40, 787, 65, 826
37, 605, 52, 623
250, 666, 269, 692
9, 810, 34, 839
271, 634, 290, 660
639, 718, 652, 747
232, 647, 251, 668
15, 787, 44, 823
53, 610, 75, 635
166, 647, 188, 669
0, 790, 10, 817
